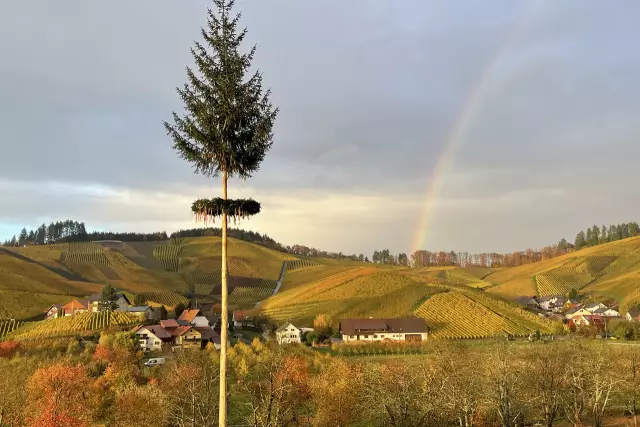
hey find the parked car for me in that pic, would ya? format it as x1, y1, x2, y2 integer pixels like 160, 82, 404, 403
144, 357, 166, 367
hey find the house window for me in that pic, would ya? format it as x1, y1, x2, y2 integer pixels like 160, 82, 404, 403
364, 335, 369, 338
373, 335, 377, 338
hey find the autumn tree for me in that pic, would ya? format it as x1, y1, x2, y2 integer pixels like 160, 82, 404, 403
311, 358, 365, 427
524, 343, 570, 427
484, 343, 526, 427
113, 383, 168, 427
164, 0, 277, 422
133, 293, 146, 306
313, 313, 333, 338
25, 363, 92, 427
361, 360, 444, 426
229, 341, 310, 426
160, 350, 219, 427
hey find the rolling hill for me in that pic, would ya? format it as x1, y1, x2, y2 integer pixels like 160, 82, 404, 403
2, 234, 640, 340
483, 235, 640, 311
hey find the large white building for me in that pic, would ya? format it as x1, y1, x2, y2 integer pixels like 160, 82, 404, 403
340, 317, 429, 343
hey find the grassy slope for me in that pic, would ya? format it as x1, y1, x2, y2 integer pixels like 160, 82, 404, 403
485, 236, 640, 311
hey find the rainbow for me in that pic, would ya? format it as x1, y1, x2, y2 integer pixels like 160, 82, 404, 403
410, 6, 543, 253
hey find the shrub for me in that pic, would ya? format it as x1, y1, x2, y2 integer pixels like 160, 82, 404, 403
0, 340, 20, 358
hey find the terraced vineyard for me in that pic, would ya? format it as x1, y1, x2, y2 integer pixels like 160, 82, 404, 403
62, 252, 109, 264
229, 284, 277, 309
0, 319, 25, 338
139, 292, 188, 308
5, 312, 139, 340
104, 251, 135, 279
62, 262, 109, 282
153, 241, 184, 272
9, 246, 61, 261
285, 259, 317, 271
577, 256, 617, 277
536, 267, 594, 296
415, 291, 539, 339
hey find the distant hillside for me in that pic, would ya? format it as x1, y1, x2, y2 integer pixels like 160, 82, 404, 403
484, 235, 640, 311
0, 236, 300, 321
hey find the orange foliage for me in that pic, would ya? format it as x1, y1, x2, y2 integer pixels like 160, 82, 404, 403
25, 363, 92, 427
0, 340, 20, 358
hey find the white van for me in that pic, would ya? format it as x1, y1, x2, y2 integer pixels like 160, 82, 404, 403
144, 357, 166, 367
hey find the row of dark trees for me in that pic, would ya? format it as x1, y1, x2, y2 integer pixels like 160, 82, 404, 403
171, 227, 287, 252
1, 219, 168, 247
575, 222, 640, 250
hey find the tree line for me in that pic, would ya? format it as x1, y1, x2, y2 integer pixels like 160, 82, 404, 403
1, 336, 638, 427
171, 227, 288, 252
1, 219, 168, 247
574, 222, 640, 250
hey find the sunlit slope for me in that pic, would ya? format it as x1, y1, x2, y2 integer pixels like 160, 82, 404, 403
0, 236, 300, 319
485, 236, 640, 309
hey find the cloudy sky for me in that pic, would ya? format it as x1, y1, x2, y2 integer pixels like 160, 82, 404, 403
1, 1, 639, 256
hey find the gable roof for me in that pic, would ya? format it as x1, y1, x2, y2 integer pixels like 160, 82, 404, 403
171, 325, 202, 337
628, 307, 640, 318
45, 304, 63, 313
276, 322, 300, 333
234, 311, 250, 322
178, 309, 204, 323
340, 317, 428, 336
195, 327, 219, 340
132, 325, 172, 340
160, 319, 179, 328
87, 292, 130, 304
63, 299, 88, 311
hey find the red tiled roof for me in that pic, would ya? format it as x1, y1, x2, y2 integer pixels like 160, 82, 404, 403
160, 319, 179, 328
234, 311, 247, 322
62, 299, 88, 311
178, 309, 203, 323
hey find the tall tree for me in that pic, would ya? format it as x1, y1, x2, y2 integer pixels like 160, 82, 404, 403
600, 225, 608, 244
164, 3, 276, 419
574, 231, 586, 250
18, 228, 27, 246
99, 284, 119, 312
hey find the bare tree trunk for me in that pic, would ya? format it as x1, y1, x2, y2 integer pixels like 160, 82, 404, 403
219, 170, 229, 427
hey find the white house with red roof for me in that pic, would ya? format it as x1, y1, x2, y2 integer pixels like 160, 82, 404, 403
177, 309, 210, 328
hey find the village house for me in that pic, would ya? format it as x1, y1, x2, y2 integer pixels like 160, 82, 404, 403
592, 307, 621, 318
568, 314, 606, 330
132, 324, 172, 352
626, 307, 640, 321
340, 317, 429, 343
276, 322, 303, 344
177, 309, 210, 327
233, 311, 252, 328
62, 299, 89, 316
44, 304, 63, 320
584, 302, 608, 313
537, 295, 566, 312
565, 307, 592, 319
132, 318, 222, 352
87, 293, 131, 312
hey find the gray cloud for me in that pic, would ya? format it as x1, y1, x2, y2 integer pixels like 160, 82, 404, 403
1, 0, 639, 254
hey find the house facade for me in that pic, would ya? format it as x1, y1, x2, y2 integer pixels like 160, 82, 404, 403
276, 323, 303, 344
62, 299, 89, 316
340, 317, 429, 343
86, 293, 131, 313
133, 325, 172, 352
121, 306, 153, 321
45, 304, 63, 320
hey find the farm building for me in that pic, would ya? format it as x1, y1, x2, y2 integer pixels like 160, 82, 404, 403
87, 292, 131, 312
44, 304, 63, 320
340, 317, 429, 343
275, 322, 313, 344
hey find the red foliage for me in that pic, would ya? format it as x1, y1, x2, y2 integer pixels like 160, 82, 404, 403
26, 406, 88, 427
26, 363, 92, 426
0, 340, 20, 358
